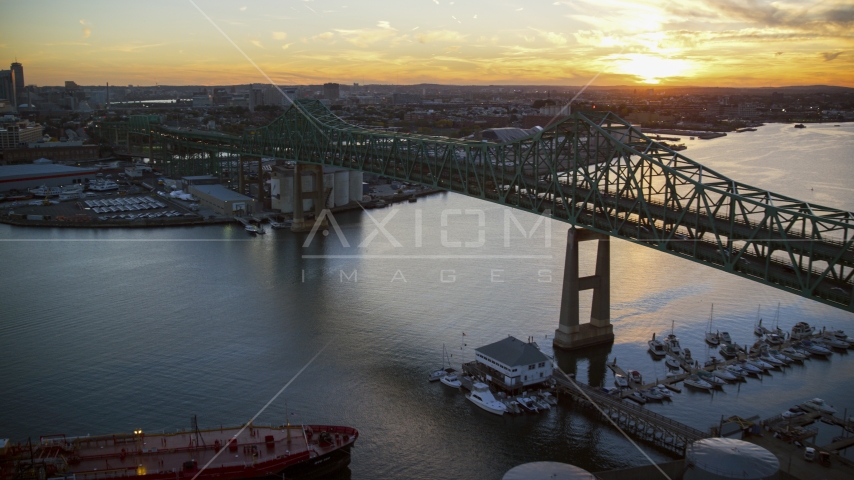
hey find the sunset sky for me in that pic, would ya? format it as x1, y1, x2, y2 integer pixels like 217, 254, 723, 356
1, 0, 852, 87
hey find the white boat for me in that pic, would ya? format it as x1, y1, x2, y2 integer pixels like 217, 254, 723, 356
440, 374, 461, 388
29, 184, 62, 197
466, 382, 506, 415
502, 399, 521, 415
802, 398, 837, 415
765, 333, 785, 345
736, 360, 763, 376
830, 329, 854, 345
696, 370, 727, 388
798, 340, 832, 356
781, 347, 808, 361
61, 185, 84, 195
713, 367, 739, 382
655, 385, 674, 399
626, 391, 647, 404
88, 180, 120, 192
767, 349, 793, 364
684, 374, 714, 391
665, 354, 681, 370
666, 322, 682, 356
746, 357, 773, 371
517, 396, 539, 413
719, 331, 733, 345
719, 343, 739, 359
819, 334, 850, 349
532, 395, 551, 410
269, 221, 288, 229
627, 370, 643, 385
428, 344, 453, 382
641, 388, 665, 401
679, 348, 693, 365
791, 322, 815, 340
723, 364, 747, 379
614, 373, 628, 388
540, 392, 558, 406
648, 332, 667, 357
705, 304, 720, 345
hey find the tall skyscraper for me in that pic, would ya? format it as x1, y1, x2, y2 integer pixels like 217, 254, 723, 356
0, 70, 16, 108
10, 62, 24, 96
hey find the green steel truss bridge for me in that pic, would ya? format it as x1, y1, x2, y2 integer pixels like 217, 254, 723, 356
95, 100, 854, 313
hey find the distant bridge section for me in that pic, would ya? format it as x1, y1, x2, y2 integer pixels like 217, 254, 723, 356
95, 100, 854, 313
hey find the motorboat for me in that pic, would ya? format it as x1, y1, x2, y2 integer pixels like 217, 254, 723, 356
746, 357, 773, 371
429, 344, 454, 381
704, 356, 721, 368
614, 373, 628, 389
641, 387, 667, 401
758, 349, 785, 367
502, 399, 521, 415
830, 329, 854, 345
532, 395, 551, 410
466, 382, 506, 415
705, 304, 720, 345
791, 322, 815, 340
665, 368, 682, 378
780, 347, 808, 361
245, 224, 266, 234
666, 334, 682, 356
89, 180, 120, 192
29, 184, 62, 197
429, 368, 448, 382
723, 364, 748, 379
767, 349, 793, 364
655, 385, 674, 399
799, 340, 832, 356
627, 370, 643, 385
696, 370, 727, 388
517, 397, 539, 413
802, 398, 837, 415
754, 317, 768, 336
269, 221, 288, 229
665, 354, 682, 370
626, 391, 647, 404
600, 387, 620, 396
736, 360, 763, 376
818, 334, 850, 350
712, 367, 738, 382
539, 392, 558, 406
648, 333, 667, 357
719, 343, 739, 359
684, 374, 714, 391
440, 374, 461, 388
719, 331, 733, 345
679, 348, 694, 365
782, 407, 806, 419
764, 333, 785, 345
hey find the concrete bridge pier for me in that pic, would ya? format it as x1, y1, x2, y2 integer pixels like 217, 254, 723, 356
291, 163, 327, 233
553, 228, 615, 350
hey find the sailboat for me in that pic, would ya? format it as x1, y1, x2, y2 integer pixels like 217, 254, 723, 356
705, 304, 720, 345
428, 344, 454, 382
754, 305, 767, 336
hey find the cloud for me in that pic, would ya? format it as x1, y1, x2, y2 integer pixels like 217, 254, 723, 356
282, 43, 295, 50
335, 27, 397, 47
377, 21, 392, 29
822, 51, 843, 61
251, 40, 264, 48
416, 30, 467, 43
80, 19, 91, 39
544, 32, 567, 45
273, 32, 287, 40
240, 6, 247, 11
312, 32, 334, 41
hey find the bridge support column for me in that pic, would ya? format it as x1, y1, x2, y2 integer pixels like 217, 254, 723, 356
291, 163, 327, 233
553, 228, 614, 351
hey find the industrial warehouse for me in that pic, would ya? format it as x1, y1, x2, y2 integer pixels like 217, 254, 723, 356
0, 163, 98, 192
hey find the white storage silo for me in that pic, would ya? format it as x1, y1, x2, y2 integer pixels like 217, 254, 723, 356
684, 438, 779, 480
323, 170, 335, 208
334, 170, 350, 207
503, 462, 595, 480
349, 170, 364, 202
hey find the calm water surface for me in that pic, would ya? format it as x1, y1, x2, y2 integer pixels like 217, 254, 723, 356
1, 123, 853, 479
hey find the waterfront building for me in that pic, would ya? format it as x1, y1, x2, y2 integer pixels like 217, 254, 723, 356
188, 184, 259, 215
0, 164, 98, 192
474, 336, 553, 389
3, 142, 99, 164
269, 166, 362, 213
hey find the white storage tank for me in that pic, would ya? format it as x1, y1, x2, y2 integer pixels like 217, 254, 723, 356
503, 462, 595, 480
348, 170, 363, 202
323, 171, 335, 208
684, 438, 779, 480
334, 170, 350, 207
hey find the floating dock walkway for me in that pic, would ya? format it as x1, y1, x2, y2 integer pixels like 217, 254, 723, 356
551, 371, 710, 456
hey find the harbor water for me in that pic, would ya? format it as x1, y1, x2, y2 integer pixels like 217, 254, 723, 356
1, 122, 853, 479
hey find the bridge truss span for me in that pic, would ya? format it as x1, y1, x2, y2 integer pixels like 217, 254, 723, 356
96, 100, 854, 312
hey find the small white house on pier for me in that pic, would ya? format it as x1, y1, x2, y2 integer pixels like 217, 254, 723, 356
474, 336, 553, 389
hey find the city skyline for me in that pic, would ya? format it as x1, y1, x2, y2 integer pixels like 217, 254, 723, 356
0, 0, 852, 87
